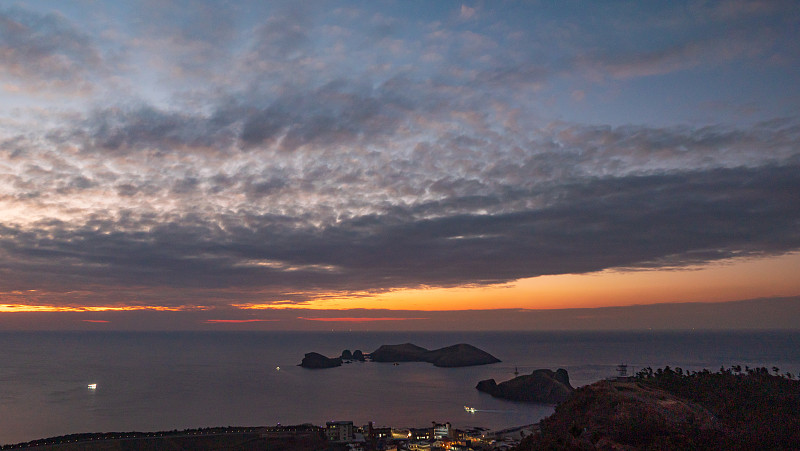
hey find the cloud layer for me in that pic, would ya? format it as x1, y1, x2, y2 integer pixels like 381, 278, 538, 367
1, 1, 798, 308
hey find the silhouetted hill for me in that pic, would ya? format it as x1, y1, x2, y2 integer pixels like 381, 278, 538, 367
516, 366, 800, 450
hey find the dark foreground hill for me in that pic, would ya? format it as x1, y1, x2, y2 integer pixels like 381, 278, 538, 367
516, 366, 800, 450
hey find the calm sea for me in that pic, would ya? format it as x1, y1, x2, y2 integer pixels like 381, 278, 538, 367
1, 330, 799, 445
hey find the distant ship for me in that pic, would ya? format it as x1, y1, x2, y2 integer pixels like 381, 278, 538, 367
464, 406, 477, 413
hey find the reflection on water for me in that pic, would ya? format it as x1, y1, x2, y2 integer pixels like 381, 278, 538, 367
1, 330, 798, 444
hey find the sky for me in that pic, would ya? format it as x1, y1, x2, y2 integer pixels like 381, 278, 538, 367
0, 0, 799, 330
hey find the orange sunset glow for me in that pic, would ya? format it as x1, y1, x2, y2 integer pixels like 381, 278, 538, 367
228, 252, 800, 312
0, 304, 187, 313
1, 253, 799, 321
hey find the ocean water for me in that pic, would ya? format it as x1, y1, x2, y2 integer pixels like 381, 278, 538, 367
1, 330, 799, 445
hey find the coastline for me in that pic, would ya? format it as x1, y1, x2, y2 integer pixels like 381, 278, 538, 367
1, 422, 539, 450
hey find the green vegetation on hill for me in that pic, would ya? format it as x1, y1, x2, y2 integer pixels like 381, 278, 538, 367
517, 366, 800, 450
634, 365, 800, 448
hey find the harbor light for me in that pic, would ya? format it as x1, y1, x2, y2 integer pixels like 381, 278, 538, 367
87, 383, 97, 390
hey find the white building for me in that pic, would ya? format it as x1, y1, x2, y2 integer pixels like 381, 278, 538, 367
432, 422, 452, 440
326, 421, 354, 442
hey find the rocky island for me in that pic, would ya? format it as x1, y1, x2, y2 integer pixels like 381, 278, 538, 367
476, 368, 574, 403
370, 343, 500, 367
299, 352, 342, 369
299, 343, 500, 368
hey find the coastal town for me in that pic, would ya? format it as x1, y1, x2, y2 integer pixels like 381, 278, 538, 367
322, 419, 537, 450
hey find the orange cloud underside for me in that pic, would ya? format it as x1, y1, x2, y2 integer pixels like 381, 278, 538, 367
81, 320, 110, 323
0, 305, 187, 313
205, 319, 280, 323
298, 317, 429, 322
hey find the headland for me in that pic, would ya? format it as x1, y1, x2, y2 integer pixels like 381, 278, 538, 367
518, 365, 800, 450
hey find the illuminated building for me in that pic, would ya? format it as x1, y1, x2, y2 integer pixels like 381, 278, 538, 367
326, 421, 354, 442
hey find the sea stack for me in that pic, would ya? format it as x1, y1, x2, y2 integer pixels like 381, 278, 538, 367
476, 368, 574, 403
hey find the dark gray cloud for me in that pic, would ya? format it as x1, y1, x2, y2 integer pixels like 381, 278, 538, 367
243, 80, 416, 150
134, 0, 239, 79
139, 0, 238, 49
75, 76, 427, 155
1, 162, 798, 306
87, 106, 237, 153
0, 7, 104, 89
249, 4, 311, 60
557, 0, 800, 80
